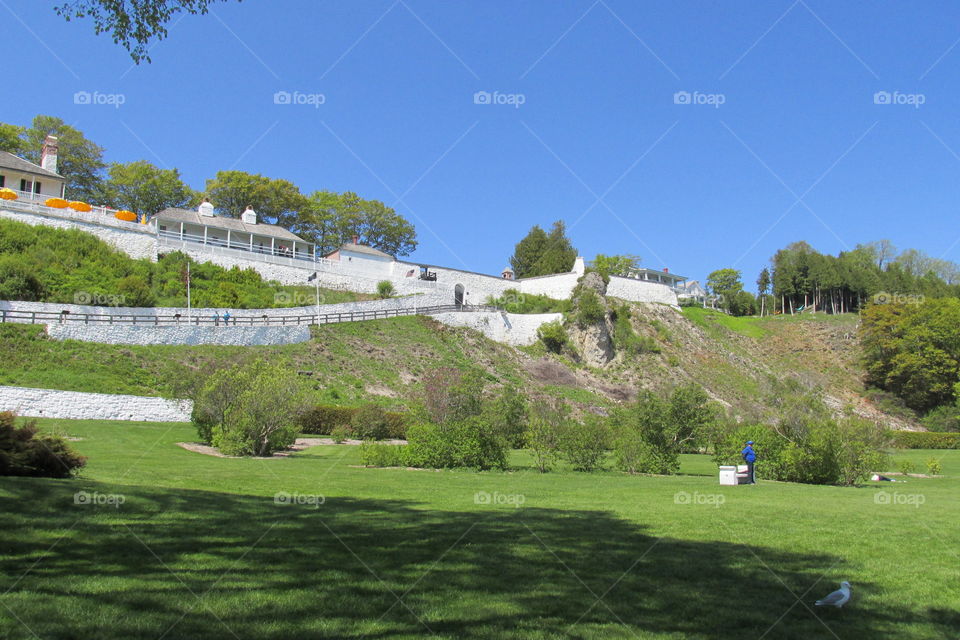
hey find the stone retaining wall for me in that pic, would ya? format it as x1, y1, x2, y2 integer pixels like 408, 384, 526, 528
46, 324, 312, 346
0, 385, 192, 422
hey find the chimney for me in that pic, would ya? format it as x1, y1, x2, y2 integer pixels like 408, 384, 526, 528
352, 235, 359, 245
41, 135, 59, 174
663, 268, 669, 273
241, 207, 257, 225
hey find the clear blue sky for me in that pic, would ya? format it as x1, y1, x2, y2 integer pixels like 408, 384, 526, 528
3, 0, 960, 284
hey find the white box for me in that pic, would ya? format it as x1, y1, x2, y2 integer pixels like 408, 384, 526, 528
719, 465, 738, 486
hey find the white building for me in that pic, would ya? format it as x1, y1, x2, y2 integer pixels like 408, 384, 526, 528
0, 136, 66, 198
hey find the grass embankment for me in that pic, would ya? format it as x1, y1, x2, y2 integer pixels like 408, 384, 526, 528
0, 318, 612, 409
0, 217, 371, 308
0, 418, 956, 639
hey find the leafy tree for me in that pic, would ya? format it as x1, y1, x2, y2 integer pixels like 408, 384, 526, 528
482, 385, 528, 448
292, 191, 417, 257
54, 0, 239, 63
0, 123, 26, 154
193, 360, 309, 456
103, 160, 197, 216
421, 367, 484, 426
204, 170, 305, 222
757, 267, 771, 316
590, 254, 641, 282
706, 268, 747, 315
509, 220, 577, 278
525, 400, 567, 473
558, 417, 609, 471
23, 115, 107, 202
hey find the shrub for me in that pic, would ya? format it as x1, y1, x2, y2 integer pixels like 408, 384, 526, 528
116, 275, 155, 307
352, 404, 390, 440
330, 425, 352, 443
299, 405, 359, 435
0, 411, 86, 478
384, 411, 407, 439
0, 255, 45, 301
537, 320, 567, 354
482, 385, 528, 448
358, 442, 407, 467
888, 431, 960, 449
559, 417, 609, 471
573, 287, 606, 327
422, 367, 484, 426
921, 405, 960, 433
193, 360, 309, 456
926, 458, 942, 475
404, 417, 506, 470
487, 289, 570, 314
611, 394, 681, 475
525, 400, 567, 472
377, 280, 395, 298
898, 459, 915, 476
610, 305, 660, 355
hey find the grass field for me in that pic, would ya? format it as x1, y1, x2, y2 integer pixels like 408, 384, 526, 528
1, 419, 957, 639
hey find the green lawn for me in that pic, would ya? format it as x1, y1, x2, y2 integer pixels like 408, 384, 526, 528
1, 419, 957, 639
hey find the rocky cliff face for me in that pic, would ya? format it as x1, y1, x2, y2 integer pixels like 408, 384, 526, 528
568, 272, 616, 367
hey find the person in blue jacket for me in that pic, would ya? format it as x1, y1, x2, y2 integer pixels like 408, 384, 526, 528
741, 441, 757, 484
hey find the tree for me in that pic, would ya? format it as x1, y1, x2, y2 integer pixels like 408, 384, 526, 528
204, 171, 305, 223
590, 254, 641, 282
289, 191, 417, 257
706, 268, 745, 314
23, 115, 107, 202
103, 160, 197, 216
54, 0, 240, 63
509, 220, 577, 278
509, 224, 548, 278
525, 400, 567, 473
757, 268, 771, 317
193, 360, 309, 456
0, 123, 26, 154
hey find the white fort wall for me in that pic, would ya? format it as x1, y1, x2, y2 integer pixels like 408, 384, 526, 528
0, 385, 192, 422
1, 207, 680, 308
46, 324, 312, 346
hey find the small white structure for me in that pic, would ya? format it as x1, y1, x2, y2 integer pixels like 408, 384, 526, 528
0, 136, 67, 198
719, 465, 751, 485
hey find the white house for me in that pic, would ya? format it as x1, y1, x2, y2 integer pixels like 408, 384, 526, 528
155, 206, 313, 259
0, 136, 66, 198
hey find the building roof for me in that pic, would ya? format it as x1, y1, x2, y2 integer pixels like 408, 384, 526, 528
0, 151, 65, 180
337, 242, 394, 259
156, 208, 306, 243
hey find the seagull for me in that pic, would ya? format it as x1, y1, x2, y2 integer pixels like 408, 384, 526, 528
815, 581, 851, 608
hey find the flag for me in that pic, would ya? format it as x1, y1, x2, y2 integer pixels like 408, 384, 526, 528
406, 269, 415, 277
307, 272, 317, 282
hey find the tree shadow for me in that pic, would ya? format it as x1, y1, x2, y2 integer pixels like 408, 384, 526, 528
0, 479, 947, 639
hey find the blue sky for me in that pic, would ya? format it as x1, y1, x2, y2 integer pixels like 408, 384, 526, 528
3, 0, 960, 284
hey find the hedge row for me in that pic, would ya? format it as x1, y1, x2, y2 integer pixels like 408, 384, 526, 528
889, 431, 960, 449
299, 405, 407, 439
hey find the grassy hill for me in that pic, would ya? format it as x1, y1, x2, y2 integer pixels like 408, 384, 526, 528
0, 302, 913, 428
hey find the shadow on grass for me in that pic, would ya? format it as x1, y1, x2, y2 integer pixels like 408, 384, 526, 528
0, 479, 946, 639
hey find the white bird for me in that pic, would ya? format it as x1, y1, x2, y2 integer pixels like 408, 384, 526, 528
815, 581, 851, 608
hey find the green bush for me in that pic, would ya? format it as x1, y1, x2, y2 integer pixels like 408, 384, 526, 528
888, 431, 960, 449
352, 404, 390, 440
921, 405, 960, 433
559, 417, 609, 471
330, 425, 352, 443
358, 442, 407, 467
525, 400, 567, 472
926, 458, 942, 475
0, 255, 45, 301
482, 385, 528, 448
299, 405, 359, 435
0, 411, 86, 478
610, 305, 659, 355
486, 289, 570, 314
573, 287, 606, 327
611, 394, 681, 475
404, 417, 506, 470
384, 411, 407, 439
377, 280, 395, 298
193, 360, 308, 456
537, 320, 567, 354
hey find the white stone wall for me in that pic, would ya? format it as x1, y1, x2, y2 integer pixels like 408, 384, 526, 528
606, 276, 679, 306
430, 312, 562, 346
0, 385, 192, 422
518, 272, 581, 299
0, 208, 157, 260
46, 324, 312, 346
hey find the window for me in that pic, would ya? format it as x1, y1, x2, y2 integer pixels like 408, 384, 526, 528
33, 182, 41, 194
0, 175, 5, 188
20, 179, 28, 192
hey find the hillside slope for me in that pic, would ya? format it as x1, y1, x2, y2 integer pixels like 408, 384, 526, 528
0, 303, 913, 428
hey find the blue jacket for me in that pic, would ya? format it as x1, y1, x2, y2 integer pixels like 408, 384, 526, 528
741, 445, 756, 463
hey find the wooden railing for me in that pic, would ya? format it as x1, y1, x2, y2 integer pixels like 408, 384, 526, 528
0, 304, 502, 328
